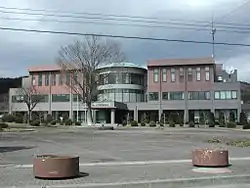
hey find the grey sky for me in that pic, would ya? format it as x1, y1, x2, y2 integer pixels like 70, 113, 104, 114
0, 0, 249, 81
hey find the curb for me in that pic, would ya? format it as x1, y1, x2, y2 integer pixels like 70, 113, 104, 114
1, 174, 250, 188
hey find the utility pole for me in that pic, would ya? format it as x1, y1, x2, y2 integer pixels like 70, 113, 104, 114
211, 19, 216, 59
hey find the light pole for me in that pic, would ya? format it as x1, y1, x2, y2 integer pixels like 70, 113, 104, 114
77, 94, 79, 122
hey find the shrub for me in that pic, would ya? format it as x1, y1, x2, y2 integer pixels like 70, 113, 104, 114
199, 112, 205, 125
75, 121, 81, 126
179, 122, 184, 127
229, 111, 236, 123
0, 122, 8, 129
131, 120, 138, 127
227, 122, 236, 128
240, 112, 248, 125
149, 121, 156, 127
189, 121, 195, 128
64, 119, 73, 126
169, 121, 175, 127
208, 120, 215, 127
243, 123, 250, 129
122, 120, 127, 126
14, 116, 23, 123
2, 114, 15, 122
219, 112, 225, 127
140, 122, 146, 127
51, 120, 57, 125
30, 120, 40, 126
46, 114, 53, 124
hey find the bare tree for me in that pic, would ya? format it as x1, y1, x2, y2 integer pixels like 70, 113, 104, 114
18, 85, 43, 124
57, 36, 125, 126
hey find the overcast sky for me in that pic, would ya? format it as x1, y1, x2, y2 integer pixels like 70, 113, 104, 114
0, 0, 250, 81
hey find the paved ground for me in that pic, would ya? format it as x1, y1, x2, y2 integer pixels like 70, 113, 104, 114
1, 127, 250, 187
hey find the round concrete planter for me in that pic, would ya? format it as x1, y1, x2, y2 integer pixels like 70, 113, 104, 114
33, 155, 79, 179
192, 149, 229, 167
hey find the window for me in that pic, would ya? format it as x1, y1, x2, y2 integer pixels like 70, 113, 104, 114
162, 92, 168, 100
66, 73, 70, 85
45, 74, 50, 86
188, 91, 199, 100
73, 94, 82, 102
205, 91, 211, 100
232, 91, 237, 99
214, 91, 238, 100
171, 68, 175, 82
38, 74, 43, 86
188, 68, 193, 81
162, 68, 167, 82
153, 68, 159, 82
31, 95, 49, 103
59, 74, 64, 85
179, 68, 184, 82
220, 91, 226, 99
12, 95, 24, 103
188, 91, 210, 100
104, 74, 109, 84
196, 67, 201, 81
205, 66, 210, 81
52, 94, 70, 102
108, 73, 116, 84
149, 92, 159, 101
225, 91, 231, 99
51, 73, 56, 86
73, 73, 78, 85
32, 75, 36, 86
214, 91, 220, 99
169, 92, 184, 100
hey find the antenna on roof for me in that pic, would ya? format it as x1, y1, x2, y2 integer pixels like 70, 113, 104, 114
211, 15, 216, 59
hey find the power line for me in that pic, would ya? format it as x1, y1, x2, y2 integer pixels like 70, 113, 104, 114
0, 26, 250, 47
1, 16, 250, 34
0, 6, 250, 29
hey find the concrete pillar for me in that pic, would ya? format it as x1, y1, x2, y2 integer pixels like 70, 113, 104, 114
92, 110, 96, 124
69, 93, 73, 119
237, 109, 241, 122
48, 94, 52, 115
158, 109, 162, 122
111, 109, 115, 124
184, 109, 189, 123
134, 107, 138, 122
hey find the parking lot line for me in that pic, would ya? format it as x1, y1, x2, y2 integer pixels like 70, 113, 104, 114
7, 156, 250, 168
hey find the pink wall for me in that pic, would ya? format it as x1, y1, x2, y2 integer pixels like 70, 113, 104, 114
148, 65, 215, 92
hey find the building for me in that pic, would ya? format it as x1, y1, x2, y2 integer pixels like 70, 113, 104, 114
9, 62, 147, 124
9, 57, 245, 124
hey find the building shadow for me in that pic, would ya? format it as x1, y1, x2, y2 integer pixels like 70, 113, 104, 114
0, 146, 35, 153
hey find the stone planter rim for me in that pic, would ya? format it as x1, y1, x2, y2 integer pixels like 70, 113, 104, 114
192, 148, 228, 152
35, 154, 79, 160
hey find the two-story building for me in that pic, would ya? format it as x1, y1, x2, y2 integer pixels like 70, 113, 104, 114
9, 57, 243, 124
143, 57, 240, 123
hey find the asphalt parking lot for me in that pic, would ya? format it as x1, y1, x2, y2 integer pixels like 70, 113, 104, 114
1, 127, 250, 165
1, 127, 250, 188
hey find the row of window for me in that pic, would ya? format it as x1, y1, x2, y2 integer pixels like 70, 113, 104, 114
33, 72, 145, 87
12, 94, 85, 103
99, 73, 145, 85
214, 91, 237, 100
33, 73, 71, 86
153, 67, 210, 83
148, 90, 238, 101
98, 89, 144, 94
